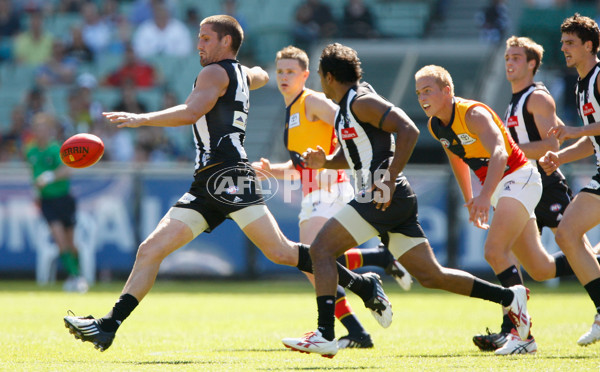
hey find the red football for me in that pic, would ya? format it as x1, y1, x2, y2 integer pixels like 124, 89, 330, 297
60, 133, 105, 168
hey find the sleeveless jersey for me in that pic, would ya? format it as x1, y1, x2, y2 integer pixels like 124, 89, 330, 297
428, 97, 528, 184
575, 62, 600, 167
192, 59, 250, 172
284, 88, 348, 195
503, 82, 565, 185
335, 82, 398, 191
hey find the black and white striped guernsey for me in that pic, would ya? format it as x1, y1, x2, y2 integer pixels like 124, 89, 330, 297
575, 62, 600, 167
503, 82, 565, 185
335, 82, 398, 191
192, 59, 250, 172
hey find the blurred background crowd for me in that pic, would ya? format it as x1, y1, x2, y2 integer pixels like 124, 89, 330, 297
0, 0, 597, 165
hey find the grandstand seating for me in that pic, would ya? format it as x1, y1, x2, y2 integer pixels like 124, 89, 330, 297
519, 5, 596, 68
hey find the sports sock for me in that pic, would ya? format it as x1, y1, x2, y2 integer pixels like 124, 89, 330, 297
59, 251, 80, 277
295, 244, 370, 299
553, 252, 574, 277
317, 295, 336, 341
500, 314, 515, 333
583, 278, 600, 310
97, 294, 139, 332
496, 265, 522, 288
554, 252, 600, 277
338, 246, 394, 270
469, 277, 514, 307
335, 286, 366, 336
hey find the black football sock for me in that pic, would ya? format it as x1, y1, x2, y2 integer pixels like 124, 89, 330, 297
335, 286, 366, 336
554, 252, 600, 278
295, 243, 370, 299
97, 294, 139, 332
317, 295, 336, 341
296, 244, 313, 272
469, 277, 514, 307
496, 265, 522, 288
500, 314, 515, 333
583, 278, 600, 311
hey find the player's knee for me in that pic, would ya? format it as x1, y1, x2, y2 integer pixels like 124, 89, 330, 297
554, 226, 576, 251
413, 270, 444, 289
136, 241, 165, 263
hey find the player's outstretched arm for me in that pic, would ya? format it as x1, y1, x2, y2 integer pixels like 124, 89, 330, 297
244, 66, 269, 90
103, 64, 228, 128
539, 136, 596, 174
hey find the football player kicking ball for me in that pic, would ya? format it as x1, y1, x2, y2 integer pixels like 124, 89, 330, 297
63, 16, 393, 353
281, 43, 530, 358
253, 46, 411, 349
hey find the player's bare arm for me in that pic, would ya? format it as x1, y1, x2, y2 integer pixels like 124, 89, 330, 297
519, 90, 561, 158
244, 65, 269, 90
444, 148, 473, 203
103, 64, 228, 128
540, 136, 596, 175
304, 145, 348, 170
305, 92, 338, 125
251, 158, 299, 180
464, 106, 507, 229
352, 94, 419, 210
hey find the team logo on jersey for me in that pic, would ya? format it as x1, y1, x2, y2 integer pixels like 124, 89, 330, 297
289, 113, 300, 128
440, 138, 450, 148
457, 133, 476, 145
550, 203, 562, 213
340, 127, 358, 140
503, 180, 515, 191
232, 111, 248, 130
507, 116, 519, 127
583, 102, 596, 116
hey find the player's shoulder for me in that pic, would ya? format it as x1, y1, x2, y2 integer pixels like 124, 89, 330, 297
527, 88, 556, 112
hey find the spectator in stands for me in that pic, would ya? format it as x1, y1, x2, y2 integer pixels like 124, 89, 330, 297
160, 89, 194, 162
341, 0, 377, 39
57, 0, 84, 13
222, 0, 247, 32
0, 105, 29, 162
0, 0, 21, 38
102, 0, 132, 54
475, 0, 509, 44
80, 1, 111, 56
184, 6, 201, 32
64, 26, 94, 63
68, 73, 103, 133
35, 40, 78, 87
59, 87, 90, 136
128, 0, 177, 27
113, 80, 148, 113
132, 0, 192, 58
13, 8, 53, 66
134, 125, 176, 163
292, 0, 337, 50
104, 43, 156, 88
23, 86, 52, 125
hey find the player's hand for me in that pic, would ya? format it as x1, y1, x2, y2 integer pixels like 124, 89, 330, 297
103, 111, 145, 128
465, 194, 490, 230
548, 125, 580, 141
303, 146, 327, 169
539, 151, 560, 175
251, 158, 272, 180
370, 179, 395, 212
35, 170, 55, 188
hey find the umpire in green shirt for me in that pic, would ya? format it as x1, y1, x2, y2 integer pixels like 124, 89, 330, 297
25, 112, 87, 293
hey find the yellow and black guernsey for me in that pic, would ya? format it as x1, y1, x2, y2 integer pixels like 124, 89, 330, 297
284, 88, 348, 195
428, 97, 528, 184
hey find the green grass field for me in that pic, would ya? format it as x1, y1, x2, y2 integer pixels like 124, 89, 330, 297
1, 279, 599, 371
